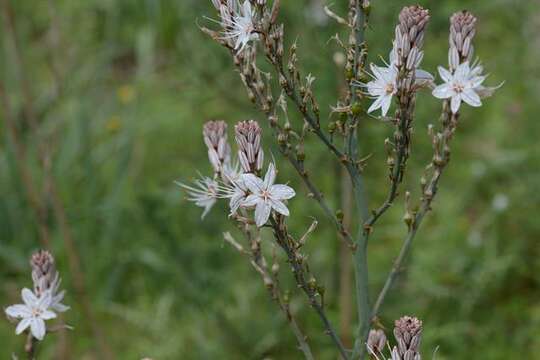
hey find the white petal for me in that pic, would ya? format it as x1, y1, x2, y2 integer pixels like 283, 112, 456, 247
200, 199, 216, 219
30, 318, 46, 341
15, 318, 32, 335
37, 291, 52, 309
461, 89, 482, 107
21, 289, 38, 307
437, 66, 452, 83
254, 201, 272, 227
242, 0, 252, 16
469, 75, 486, 88
432, 84, 453, 99
5, 305, 31, 318
370, 63, 383, 80
40, 310, 57, 320
241, 174, 264, 194
229, 193, 245, 214
415, 69, 434, 82
380, 95, 392, 116
366, 81, 384, 97
367, 95, 384, 114
52, 302, 70, 313
270, 184, 295, 200
455, 61, 470, 80
242, 194, 260, 208
270, 200, 289, 216
451, 95, 462, 113
263, 163, 276, 188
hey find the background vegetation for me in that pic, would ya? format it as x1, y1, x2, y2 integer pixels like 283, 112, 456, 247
1, 0, 538, 358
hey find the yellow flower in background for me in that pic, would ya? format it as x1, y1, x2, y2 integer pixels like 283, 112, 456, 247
117, 85, 136, 104
106, 115, 122, 133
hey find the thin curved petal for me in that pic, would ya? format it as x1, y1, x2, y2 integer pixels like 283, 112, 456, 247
254, 201, 272, 227
271, 200, 290, 216
5, 304, 31, 318
270, 184, 295, 200
15, 318, 32, 335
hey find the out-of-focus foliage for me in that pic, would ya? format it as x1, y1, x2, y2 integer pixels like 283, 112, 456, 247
0, 0, 538, 359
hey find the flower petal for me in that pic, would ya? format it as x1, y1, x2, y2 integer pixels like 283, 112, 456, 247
254, 201, 272, 227
381, 94, 392, 117
229, 193, 245, 214
15, 318, 32, 335
367, 94, 384, 114
241, 174, 264, 194
263, 163, 276, 189
432, 84, 453, 99
5, 304, 31, 318
461, 89, 482, 107
451, 94, 462, 113
41, 310, 57, 321
242, 194, 260, 208
30, 318, 46, 341
21, 289, 38, 307
437, 66, 452, 83
270, 184, 295, 200
271, 200, 290, 216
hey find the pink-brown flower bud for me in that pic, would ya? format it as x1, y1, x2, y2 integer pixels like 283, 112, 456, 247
30, 250, 56, 297
393, 316, 423, 358
234, 120, 264, 174
449, 11, 477, 68
203, 120, 231, 175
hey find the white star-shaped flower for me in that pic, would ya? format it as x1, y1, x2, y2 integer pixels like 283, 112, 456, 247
5, 289, 57, 341
221, 1, 258, 52
432, 61, 486, 113
364, 64, 398, 117
177, 176, 221, 219
240, 163, 295, 227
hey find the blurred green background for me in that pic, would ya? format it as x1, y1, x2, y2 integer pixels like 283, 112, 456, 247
1, 0, 538, 359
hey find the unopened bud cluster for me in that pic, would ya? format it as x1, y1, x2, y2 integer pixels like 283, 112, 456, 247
204, 120, 231, 176
391, 5, 430, 74
448, 11, 477, 70
392, 316, 423, 360
235, 120, 264, 174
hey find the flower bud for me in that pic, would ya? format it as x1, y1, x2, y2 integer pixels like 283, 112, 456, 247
367, 329, 387, 355
235, 120, 264, 174
203, 120, 231, 175
393, 316, 423, 358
